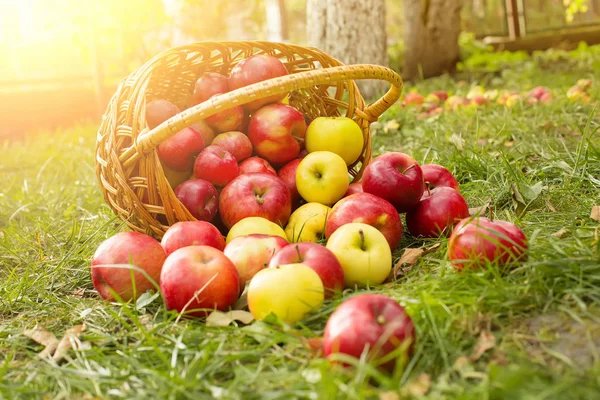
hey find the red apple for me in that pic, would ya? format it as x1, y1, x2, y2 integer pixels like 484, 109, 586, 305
362, 152, 425, 213
403, 92, 424, 106
194, 145, 239, 187
269, 242, 344, 298
228, 54, 289, 112
157, 127, 205, 171
325, 192, 403, 250
344, 182, 363, 197
205, 93, 244, 133
248, 104, 307, 165
192, 72, 229, 105
223, 234, 288, 290
323, 294, 416, 372
406, 187, 469, 238
432, 91, 448, 102
211, 131, 253, 162
238, 157, 277, 176
448, 217, 528, 271
160, 245, 239, 317
218, 173, 292, 229
145, 99, 180, 129
91, 232, 166, 302
277, 158, 303, 204
161, 221, 225, 256
421, 164, 460, 192
190, 121, 216, 147
174, 179, 219, 221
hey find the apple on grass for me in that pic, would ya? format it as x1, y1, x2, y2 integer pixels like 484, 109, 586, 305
325, 222, 392, 288
403, 92, 424, 106
247, 263, 324, 324
421, 164, 460, 191
192, 72, 229, 105
277, 158, 303, 205
248, 104, 307, 165
406, 187, 469, 238
223, 234, 288, 290
284, 202, 331, 243
160, 245, 239, 317
296, 151, 349, 205
448, 217, 528, 271
228, 54, 289, 112
157, 127, 205, 172
145, 99, 180, 130
91, 232, 166, 302
174, 179, 219, 221
362, 152, 425, 213
161, 221, 225, 256
210, 131, 252, 162
226, 216, 287, 244
325, 193, 403, 250
269, 242, 344, 298
305, 117, 364, 166
239, 157, 277, 176
218, 173, 292, 229
194, 145, 239, 187
323, 293, 415, 372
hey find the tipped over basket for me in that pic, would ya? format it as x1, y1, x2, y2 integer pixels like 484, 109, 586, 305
95, 41, 403, 239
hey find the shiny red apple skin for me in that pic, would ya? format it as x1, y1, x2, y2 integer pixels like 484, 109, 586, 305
145, 99, 180, 129
362, 152, 425, 213
160, 221, 226, 256
406, 187, 469, 238
421, 164, 460, 192
218, 173, 292, 229
157, 127, 205, 172
448, 217, 528, 271
205, 94, 244, 133
228, 54, 289, 112
91, 232, 166, 302
277, 158, 303, 205
160, 245, 239, 317
325, 192, 403, 250
238, 157, 277, 176
248, 104, 307, 165
323, 294, 416, 372
192, 72, 229, 105
190, 121, 216, 146
194, 145, 239, 187
268, 242, 344, 299
224, 234, 289, 290
174, 179, 219, 222
211, 131, 253, 162
344, 182, 363, 197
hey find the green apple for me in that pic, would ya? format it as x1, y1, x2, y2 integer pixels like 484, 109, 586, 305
247, 263, 325, 324
305, 117, 364, 165
285, 202, 331, 243
325, 222, 392, 288
296, 151, 349, 205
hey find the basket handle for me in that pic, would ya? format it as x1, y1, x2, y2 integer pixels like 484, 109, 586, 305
119, 64, 403, 168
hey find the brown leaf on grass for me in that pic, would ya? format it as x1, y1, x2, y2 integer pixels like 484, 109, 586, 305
72, 288, 86, 297
591, 206, 600, 222
469, 199, 492, 217
206, 310, 254, 327
393, 243, 441, 279
551, 227, 570, 239
233, 290, 248, 310
545, 199, 557, 213
303, 337, 325, 358
470, 330, 496, 361
402, 373, 431, 397
453, 355, 471, 370
378, 391, 400, 400
23, 324, 59, 359
53, 324, 86, 361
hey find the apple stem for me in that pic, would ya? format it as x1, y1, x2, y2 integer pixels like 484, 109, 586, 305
402, 164, 417, 174
425, 181, 432, 197
358, 229, 367, 251
376, 315, 386, 325
255, 195, 265, 205
295, 244, 303, 262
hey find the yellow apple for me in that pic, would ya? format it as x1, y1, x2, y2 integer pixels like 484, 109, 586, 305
285, 202, 332, 243
296, 151, 349, 205
248, 263, 324, 324
305, 117, 364, 165
226, 217, 287, 244
325, 222, 392, 288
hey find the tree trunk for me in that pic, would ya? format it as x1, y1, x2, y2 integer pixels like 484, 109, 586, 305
402, 0, 464, 81
306, 0, 387, 99
265, 0, 289, 42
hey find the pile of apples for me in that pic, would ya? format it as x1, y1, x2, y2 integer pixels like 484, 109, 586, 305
90, 54, 529, 370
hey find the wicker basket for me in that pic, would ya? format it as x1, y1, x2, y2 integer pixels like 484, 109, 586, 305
96, 41, 403, 239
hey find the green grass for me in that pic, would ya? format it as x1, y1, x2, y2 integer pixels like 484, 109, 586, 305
1, 66, 600, 399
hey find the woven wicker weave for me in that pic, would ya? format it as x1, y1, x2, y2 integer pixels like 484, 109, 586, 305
96, 41, 403, 238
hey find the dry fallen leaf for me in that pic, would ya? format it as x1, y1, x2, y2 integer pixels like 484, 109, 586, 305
303, 337, 325, 358
378, 391, 400, 400
470, 330, 496, 361
453, 355, 471, 369
23, 324, 59, 359
403, 373, 431, 397
72, 288, 86, 298
233, 290, 248, 310
393, 243, 441, 279
551, 227, 570, 239
206, 310, 254, 327
591, 206, 600, 222
504, 141, 514, 147
545, 199, 557, 213
53, 324, 85, 361
469, 199, 492, 217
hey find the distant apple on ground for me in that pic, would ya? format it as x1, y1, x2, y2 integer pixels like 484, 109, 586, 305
269, 242, 344, 298
285, 202, 331, 243
238, 157, 277, 176
205, 94, 244, 132
157, 127, 205, 171
305, 117, 364, 166
277, 158, 303, 205
145, 99, 180, 129
296, 151, 349, 205
406, 187, 469, 238
160, 221, 225, 256
211, 131, 253, 162
323, 293, 416, 372
421, 164, 460, 192
192, 72, 229, 105
225, 216, 287, 244
91, 232, 166, 302
403, 92, 424, 106
194, 145, 239, 187
160, 245, 239, 317
219, 173, 292, 229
